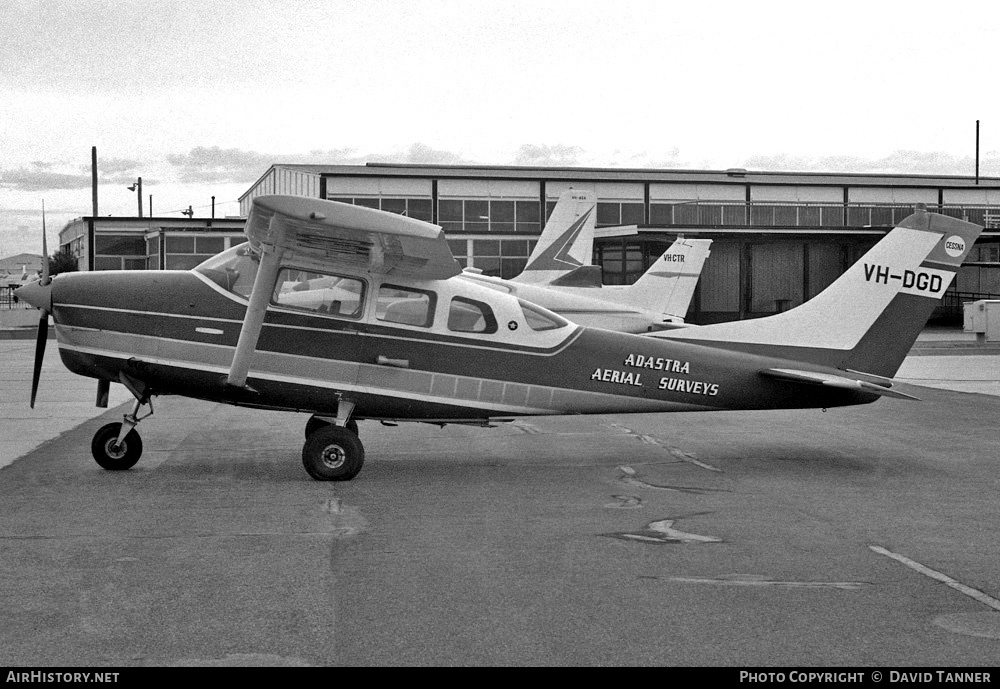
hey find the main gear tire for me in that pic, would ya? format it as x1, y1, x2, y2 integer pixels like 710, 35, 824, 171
302, 425, 365, 481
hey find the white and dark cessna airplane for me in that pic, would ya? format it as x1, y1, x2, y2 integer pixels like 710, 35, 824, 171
462, 188, 711, 332
16, 195, 982, 481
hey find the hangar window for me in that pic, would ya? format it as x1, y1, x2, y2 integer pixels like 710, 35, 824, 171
596, 202, 644, 227
95, 234, 146, 256
470, 239, 535, 279
272, 268, 366, 319
447, 297, 498, 334
437, 199, 541, 234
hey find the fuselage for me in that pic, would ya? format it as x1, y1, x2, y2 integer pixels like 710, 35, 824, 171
457, 271, 684, 333
45, 253, 874, 423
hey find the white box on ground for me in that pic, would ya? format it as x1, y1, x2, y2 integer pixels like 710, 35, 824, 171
964, 299, 1000, 343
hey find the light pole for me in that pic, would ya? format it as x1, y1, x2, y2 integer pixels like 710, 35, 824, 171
127, 177, 143, 217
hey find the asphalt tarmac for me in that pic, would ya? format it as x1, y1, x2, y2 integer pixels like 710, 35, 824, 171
1, 335, 998, 667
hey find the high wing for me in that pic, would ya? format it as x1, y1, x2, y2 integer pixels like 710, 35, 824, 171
227, 195, 462, 388
245, 194, 461, 280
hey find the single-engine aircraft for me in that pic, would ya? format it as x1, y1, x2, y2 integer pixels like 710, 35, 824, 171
15, 196, 982, 481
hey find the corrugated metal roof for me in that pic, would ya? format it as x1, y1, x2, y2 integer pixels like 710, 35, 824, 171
261, 162, 1000, 188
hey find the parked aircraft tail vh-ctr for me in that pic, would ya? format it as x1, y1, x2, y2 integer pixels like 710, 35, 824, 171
15, 195, 983, 481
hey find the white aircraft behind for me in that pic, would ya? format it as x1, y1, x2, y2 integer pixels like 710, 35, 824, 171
459, 188, 711, 332
461, 237, 711, 333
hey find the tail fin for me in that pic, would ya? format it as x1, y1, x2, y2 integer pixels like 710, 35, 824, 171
513, 189, 596, 284
619, 237, 712, 318
657, 210, 983, 377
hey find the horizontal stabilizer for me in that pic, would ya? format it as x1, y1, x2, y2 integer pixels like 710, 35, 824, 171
761, 368, 920, 401
548, 265, 603, 288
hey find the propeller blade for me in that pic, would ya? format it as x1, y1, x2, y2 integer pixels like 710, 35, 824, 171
41, 200, 50, 286
29, 309, 48, 409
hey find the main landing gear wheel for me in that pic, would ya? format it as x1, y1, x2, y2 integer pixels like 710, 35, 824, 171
305, 415, 358, 439
91, 422, 143, 471
302, 425, 365, 481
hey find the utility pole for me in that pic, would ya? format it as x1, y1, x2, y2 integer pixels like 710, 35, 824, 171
91, 147, 98, 218
975, 120, 980, 185
128, 177, 144, 217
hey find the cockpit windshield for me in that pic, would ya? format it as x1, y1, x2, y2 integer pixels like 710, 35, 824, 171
193, 242, 259, 298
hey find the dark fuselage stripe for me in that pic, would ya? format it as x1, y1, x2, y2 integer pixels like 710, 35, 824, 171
56, 329, 708, 416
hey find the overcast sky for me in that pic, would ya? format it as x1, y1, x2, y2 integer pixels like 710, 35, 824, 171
2, 0, 998, 257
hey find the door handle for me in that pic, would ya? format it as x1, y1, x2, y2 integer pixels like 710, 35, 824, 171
376, 355, 409, 368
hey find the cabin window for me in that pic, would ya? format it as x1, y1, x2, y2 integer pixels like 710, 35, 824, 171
376, 285, 435, 327
447, 297, 498, 334
518, 299, 570, 331
272, 268, 366, 319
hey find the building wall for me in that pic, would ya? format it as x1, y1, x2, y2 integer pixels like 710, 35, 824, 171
239, 167, 321, 215
59, 218, 246, 272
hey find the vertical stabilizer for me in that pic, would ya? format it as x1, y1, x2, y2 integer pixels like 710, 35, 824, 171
513, 189, 596, 284
656, 210, 983, 377
619, 238, 712, 318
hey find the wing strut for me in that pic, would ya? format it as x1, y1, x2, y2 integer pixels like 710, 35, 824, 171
226, 244, 285, 389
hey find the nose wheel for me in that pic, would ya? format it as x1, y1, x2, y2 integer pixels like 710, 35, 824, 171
91, 422, 143, 470
90, 389, 152, 471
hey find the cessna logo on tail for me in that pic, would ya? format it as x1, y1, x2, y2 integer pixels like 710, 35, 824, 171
863, 263, 950, 296
944, 235, 966, 258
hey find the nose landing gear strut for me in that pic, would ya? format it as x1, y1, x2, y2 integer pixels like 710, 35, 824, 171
90, 373, 153, 471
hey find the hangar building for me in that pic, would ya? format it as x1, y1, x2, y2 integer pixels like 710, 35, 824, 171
238, 163, 1000, 324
